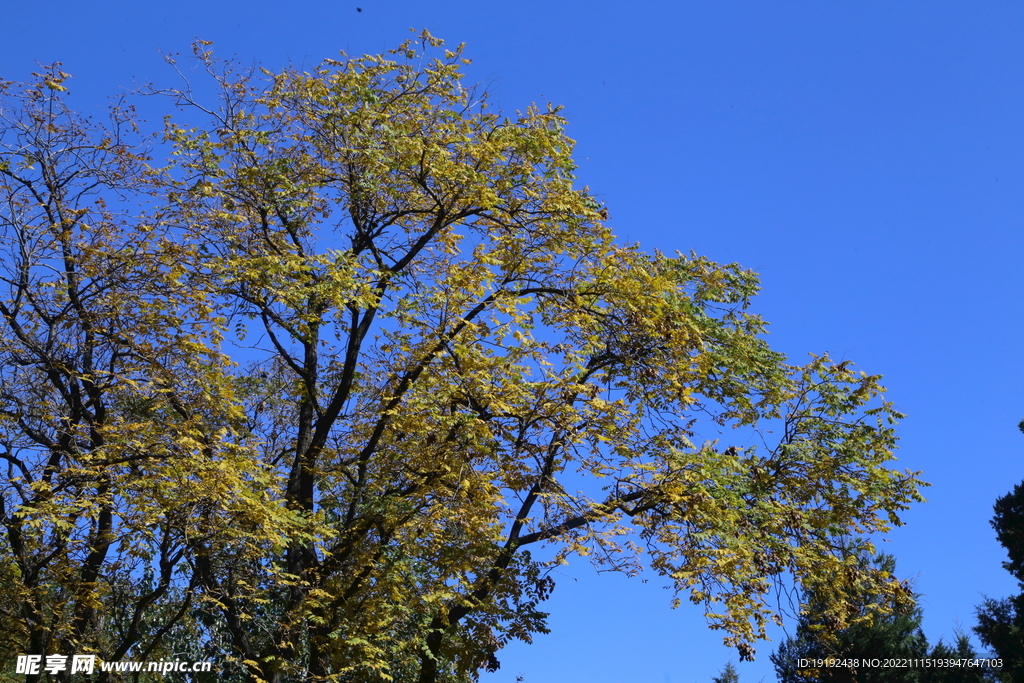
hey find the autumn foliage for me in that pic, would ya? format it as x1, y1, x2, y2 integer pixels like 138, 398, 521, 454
0, 32, 923, 683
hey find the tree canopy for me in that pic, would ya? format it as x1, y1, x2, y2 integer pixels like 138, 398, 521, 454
974, 425, 1024, 683
0, 32, 924, 683
711, 661, 740, 683
772, 552, 994, 683
772, 553, 927, 683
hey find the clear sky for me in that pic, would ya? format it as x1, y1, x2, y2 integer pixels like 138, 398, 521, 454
3, 2, 1023, 681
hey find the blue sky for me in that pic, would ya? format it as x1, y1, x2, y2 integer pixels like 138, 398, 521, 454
4, 1, 1023, 681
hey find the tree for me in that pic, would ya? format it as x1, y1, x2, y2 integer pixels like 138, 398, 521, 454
2, 33, 924, 683
711, 661, 740, 683
772, 552, 927, 683
974, 424, 1024, 683
773, 552, 996, 683
0, 65, 300, 683
923, 633, 994, 683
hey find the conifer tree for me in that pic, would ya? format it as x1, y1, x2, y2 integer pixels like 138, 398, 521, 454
974, 423, 1024, 683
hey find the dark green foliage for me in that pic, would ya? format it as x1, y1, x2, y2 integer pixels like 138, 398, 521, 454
975, 595, 1024, 683
991, 482, 1024, 583
771, 608, 927, 683
921, 633, 993, 683
773, 552, 1001, 683
772, 553, 928, 683
711, 661, 739, 683
974, 471, 1024, 683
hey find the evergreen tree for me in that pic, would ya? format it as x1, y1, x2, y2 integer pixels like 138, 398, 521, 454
922, 633, 993, 683
974, 425, 1024, 683
711, 662, 739, 683
774, 560, 999, 683
772, 552, 928, 683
